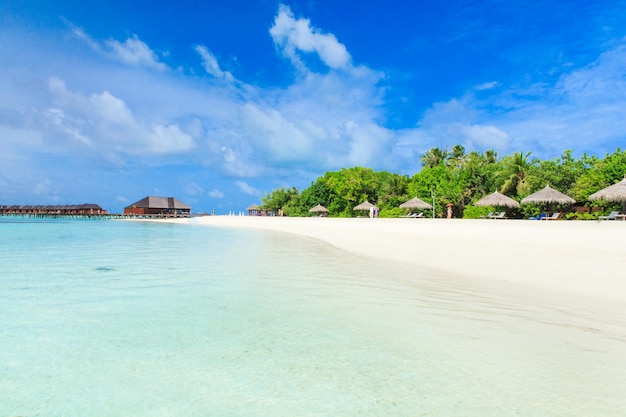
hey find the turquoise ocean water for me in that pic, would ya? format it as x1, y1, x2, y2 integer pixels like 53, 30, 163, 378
1, 218, 625, 416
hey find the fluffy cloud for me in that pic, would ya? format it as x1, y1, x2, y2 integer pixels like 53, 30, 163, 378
344, 122, 394, 167
147, 124, 194, 154
270, 4, 351, 71
239, 103, 316, 163
43, 77, 194, 157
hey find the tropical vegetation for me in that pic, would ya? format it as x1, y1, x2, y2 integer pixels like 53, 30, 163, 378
260, 147, 626, 219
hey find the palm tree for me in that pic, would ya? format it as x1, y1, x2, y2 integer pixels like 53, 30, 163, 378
465, 150, 499, 198
498, 151, 533, 197
421, 147, 448, 168
448, 144, 467, 170
483, 149, 497, 164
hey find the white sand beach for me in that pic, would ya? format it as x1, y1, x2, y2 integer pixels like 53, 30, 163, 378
169, 216, 626, 311
158, 216, 626, 312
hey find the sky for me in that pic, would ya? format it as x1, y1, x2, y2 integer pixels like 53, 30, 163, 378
1, 0, 626, 213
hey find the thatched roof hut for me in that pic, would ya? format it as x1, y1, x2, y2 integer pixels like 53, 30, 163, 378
589, 176, 626, 202
589, 175, 626, 211
475, 191, 520, 208
353, 200, 378, 211
308, 204, 329, 215
246, 204, 260, 216
521, 185, 575, 205
399, 197, 432, 210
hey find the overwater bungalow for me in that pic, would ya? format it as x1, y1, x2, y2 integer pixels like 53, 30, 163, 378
0, 204, 107, 216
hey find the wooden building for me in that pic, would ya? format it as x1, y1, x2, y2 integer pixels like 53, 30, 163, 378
124, 196, 191, 217
246, 203, 279, 216
0, 204, 106, 216
246, 204, 260, 216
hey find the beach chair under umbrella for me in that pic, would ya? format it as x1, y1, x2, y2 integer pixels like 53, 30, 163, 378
475, 191, 519, 218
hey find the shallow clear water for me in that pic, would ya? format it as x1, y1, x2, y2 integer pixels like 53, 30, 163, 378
1, 218, 625, 416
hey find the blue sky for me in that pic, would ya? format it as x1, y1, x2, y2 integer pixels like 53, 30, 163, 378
1, 0, 625, 213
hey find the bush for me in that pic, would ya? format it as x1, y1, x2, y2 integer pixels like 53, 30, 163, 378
565, 212, 599, 220
378, 207, 406, 218
462, 205, 493, 219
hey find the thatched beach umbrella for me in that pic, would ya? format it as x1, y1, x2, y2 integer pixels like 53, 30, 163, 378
521, 185, 575, 217
353, 200, 378, 217
308, 204, 329, 216
399, 197, 433, 210
475, 191, 520, 208
353, 200, 378, 211
521, 185, 575, 205
589, 175, 626, 212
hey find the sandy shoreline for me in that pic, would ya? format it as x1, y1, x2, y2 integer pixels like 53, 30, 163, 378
149, 215, 626, 309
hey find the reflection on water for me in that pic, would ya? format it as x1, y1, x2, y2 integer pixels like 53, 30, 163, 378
0, 219, 625, 416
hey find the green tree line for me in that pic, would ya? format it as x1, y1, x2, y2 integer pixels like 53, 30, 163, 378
260, 147, 626, 219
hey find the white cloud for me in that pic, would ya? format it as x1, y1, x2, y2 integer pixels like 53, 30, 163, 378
475, 81, 499, 91
89, 90, 135, 125
235, 180, 261, 196
67, 21, 101, 51
461, 124, 510, 149
147, 124, 194, 154
270, 4, 351, 71
344, 122, 394, 167
43, 108, 92, 145
208, 189, 224, 199
240, 103, 315, 162
195, 45, 234, 82
43, 76, 194, 157
67, 20, 166, 71
219, 145, 259, 177
105, 35, 166, 70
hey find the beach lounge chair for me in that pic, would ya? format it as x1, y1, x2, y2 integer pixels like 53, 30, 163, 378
491, 212, 507, 219
480, 211, 494, 219
540, 212, 561, 220
402, 212, 425, 218
599, 211, 620, 220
